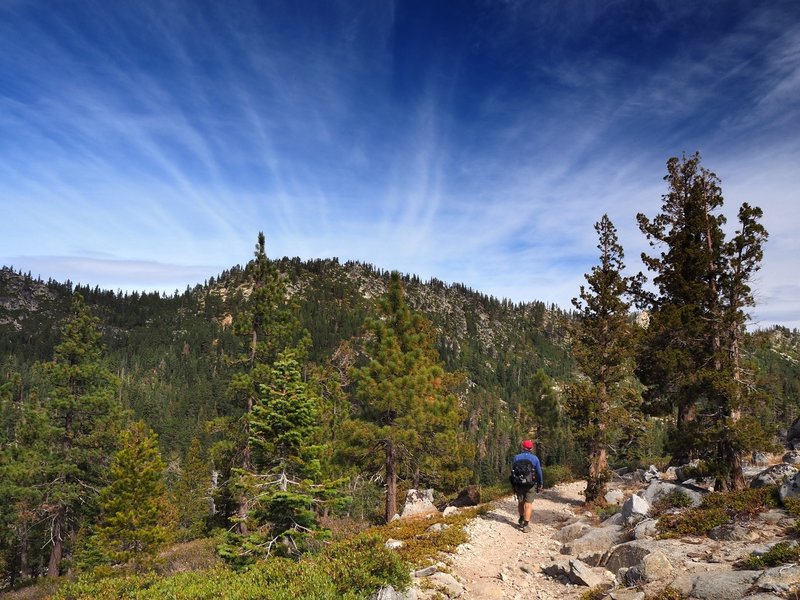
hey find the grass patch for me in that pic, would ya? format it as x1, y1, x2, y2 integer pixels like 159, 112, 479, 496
738, 541, 800, 570
579, 586, 608, 600
657, 486, 778, 538
595, 504, 620, 521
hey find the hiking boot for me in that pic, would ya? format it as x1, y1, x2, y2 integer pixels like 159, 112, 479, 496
520, 522, 530, 533
518, 516, 524, 527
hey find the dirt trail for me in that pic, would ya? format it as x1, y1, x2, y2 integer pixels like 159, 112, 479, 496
446, 481, 588, 599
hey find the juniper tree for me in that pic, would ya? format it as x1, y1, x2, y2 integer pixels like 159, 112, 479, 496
637, 154, 769, 489
569, 215, 642, 503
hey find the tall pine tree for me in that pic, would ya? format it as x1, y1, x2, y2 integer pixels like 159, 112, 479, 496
569, 215, 642, 503
37, 293, 122, 577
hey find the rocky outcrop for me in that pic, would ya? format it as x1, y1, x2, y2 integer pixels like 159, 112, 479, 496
750, 463, 798, 488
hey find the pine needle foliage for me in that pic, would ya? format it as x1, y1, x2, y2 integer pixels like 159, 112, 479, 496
568, 215, 643, 503
92, 422, 171, 571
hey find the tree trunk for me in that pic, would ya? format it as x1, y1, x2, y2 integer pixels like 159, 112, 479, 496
585, 446, 608, 504
47, 506, 65, 578
385, 441, 397, 523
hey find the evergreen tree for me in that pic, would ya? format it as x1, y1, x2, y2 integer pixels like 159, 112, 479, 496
569, 215, 642, 503
348, 273, 472, 522
223, 232, 306, 533
171, 437, 212, 540
37, 293, 122, 577
92, 422, 171, 570
637, 154, 770, 489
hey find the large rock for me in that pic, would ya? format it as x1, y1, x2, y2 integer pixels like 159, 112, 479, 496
783, 451, 800, 465
679, 571, 762, 600
605, 489, 625, 505
788, 415, 800, 449
568, 558, 614, 588
427, 572, 464, 598
603, 540, 654, 573
553, 521, 592, 543
639, 550, 673, 582
371, 586, 418, 600
447, 485, 481, 508
708, 523, 760, 542
640, 480, 705, 507
621, 494, 651, 522
750, 464, 798, 488
779, 472, 800, 504
561, 525, 628, 566
401, 489, 438, 519
633, 519, 659, 540
756, 564, 800, 593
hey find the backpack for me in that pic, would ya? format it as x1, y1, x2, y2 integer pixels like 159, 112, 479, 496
510, 458, 537, 488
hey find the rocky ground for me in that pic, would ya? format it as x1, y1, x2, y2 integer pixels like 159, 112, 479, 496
397, 468, 800, 600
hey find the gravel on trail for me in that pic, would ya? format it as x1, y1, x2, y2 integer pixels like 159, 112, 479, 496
446, 481, 589, 600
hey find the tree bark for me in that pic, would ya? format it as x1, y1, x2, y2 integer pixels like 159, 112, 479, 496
385, 440, 397, 523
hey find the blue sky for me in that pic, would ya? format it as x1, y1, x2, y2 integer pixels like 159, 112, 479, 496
1, 1, 799, 329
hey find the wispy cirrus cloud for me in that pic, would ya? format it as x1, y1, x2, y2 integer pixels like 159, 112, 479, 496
0, 0, 798, 328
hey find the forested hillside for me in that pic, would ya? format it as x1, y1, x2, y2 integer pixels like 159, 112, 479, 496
0, 258, 572, 466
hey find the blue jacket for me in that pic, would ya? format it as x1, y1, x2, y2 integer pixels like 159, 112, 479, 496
512, 451, 543, 486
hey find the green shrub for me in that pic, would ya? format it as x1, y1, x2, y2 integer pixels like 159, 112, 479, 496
596, 504, 620, 521
54, 534, 409, 600
738, 541, 800, 570
579, 586, 608, 600
544, 464, 576, 488
651, 489, 694, 515
657, 486, 778, 538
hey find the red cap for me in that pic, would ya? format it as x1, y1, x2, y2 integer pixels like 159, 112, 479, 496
522, 439, 534, 450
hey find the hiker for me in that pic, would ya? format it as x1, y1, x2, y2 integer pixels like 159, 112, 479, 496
510, 439, 543, 532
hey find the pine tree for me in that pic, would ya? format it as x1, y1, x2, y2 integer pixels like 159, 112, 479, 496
171, 437, 211, 540
223, 232, 306, 534
93, 422, 171, 570
37, 293, 122, 577
349, 273, 472, 522
569, 215, 642, 503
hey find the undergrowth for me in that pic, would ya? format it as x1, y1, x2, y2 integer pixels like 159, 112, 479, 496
53, 533, 409, 600
738, 541, 800, 569
657, 486, 778, 538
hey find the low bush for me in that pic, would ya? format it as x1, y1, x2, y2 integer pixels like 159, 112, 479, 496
738, 541, 800, 570
657, 486, 778, 538
651, 489, 695, 515
544, 464, 576, 488
53, 534, 409, 600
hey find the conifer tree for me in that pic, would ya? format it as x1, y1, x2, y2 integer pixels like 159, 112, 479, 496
37, 293, 121, 577
349, 273, 472, 522
637, 154, 769, 489
569, 215, 642, 503
171, 437, 211, 540
223, 232, 305, 533
93, 422, 170, 570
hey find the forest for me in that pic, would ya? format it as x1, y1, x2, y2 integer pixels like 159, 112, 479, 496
1, 154, 799, 598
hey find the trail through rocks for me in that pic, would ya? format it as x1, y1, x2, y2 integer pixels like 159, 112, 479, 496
446, 481, 588, 599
